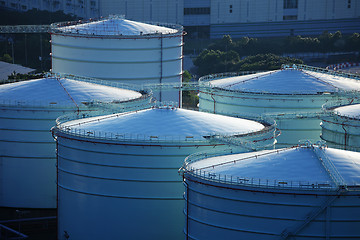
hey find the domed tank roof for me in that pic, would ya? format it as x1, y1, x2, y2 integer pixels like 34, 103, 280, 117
60, 106, 266, 141
333, 103, 360, 120
0, 77, 142, 106
208, 69, 360, 94
54, 16, 178, 36
187, 146, 360, 188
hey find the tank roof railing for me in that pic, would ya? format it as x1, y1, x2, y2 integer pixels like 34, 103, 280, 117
200, 79, 360, 97
199, 71, 261, 83
199, 65, 360, 92
322, 101, 360, 121
0, 73, 153, 109
200, 108, 325, 121
297, 64, 360, 81
312, 145, 348, 190
53, 108, 275, 146
50, 16, 183, 38
49, 72, 152, 94
181, 146, 341, 191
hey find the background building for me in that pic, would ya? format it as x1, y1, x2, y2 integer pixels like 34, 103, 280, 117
1, 0, 360, 38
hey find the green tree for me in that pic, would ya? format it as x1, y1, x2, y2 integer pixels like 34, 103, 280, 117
0, 53, 12, 63
182, 70, 198, 109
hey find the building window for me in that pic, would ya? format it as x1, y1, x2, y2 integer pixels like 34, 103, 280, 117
284, 0, 298, 9
21, 5, 27, 10
348, 0, 351, 8
229, 4, 232, 13
184, 8, 210, 15
0, 1, 5, 6
283, 15, 297, 20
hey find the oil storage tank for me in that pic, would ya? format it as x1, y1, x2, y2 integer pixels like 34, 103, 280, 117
52, 104, 276, 240
321, 103, 360, 152
0, 75, 150, 208
50, 15, 184, 105
199, 65, 360, 147
181, 144, 360, 239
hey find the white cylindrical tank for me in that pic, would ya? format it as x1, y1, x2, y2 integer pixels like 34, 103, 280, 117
52, 104, 276, 240
50, 15, 184, 105
181, 145, 360, 239
321, 103, 360, 152
199, 65, 360, 148
0, 76, 150, 208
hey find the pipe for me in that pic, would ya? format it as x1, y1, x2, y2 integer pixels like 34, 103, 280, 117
210, 93, 216, 113
183, 176, 190, 240
341, 122, 348, 150
0, 224, 28, 239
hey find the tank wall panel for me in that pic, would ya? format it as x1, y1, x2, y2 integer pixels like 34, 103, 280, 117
56, 136, 232, 240
51, 33, 183, 103
55, 129, 273, 240
51, 34, 182, 49
0, 108, 83, 208
184, 175, 360, 239
199, 90, 351, 147
52, 44, 182, 62
0, 156, 56, 208
52, 59, 182, 79
58, 188, 184, 240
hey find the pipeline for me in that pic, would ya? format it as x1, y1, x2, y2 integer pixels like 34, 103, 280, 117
341, 122, 349, 150
210, 93, 216, 114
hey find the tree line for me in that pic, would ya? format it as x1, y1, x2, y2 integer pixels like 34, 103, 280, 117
193, 32, 360, 76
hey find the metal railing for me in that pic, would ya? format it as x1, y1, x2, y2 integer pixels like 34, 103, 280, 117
322, 101, 360, 121
181, 145, 342, 191
53, 102, 276, 147
198, 64, 360, 95
198, 71, 261, 83
313, 145, 347, 189
0, 24, 50, 33
1, 73, 153, 109
50, 15, 184, 38
297, 64, 360, 81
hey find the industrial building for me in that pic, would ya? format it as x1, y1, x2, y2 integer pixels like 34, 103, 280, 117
52, 103, 276, 240
181, 144, 360, 239
1, 0, 359, 38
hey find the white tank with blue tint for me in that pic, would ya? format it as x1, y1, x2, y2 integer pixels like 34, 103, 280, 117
198, 65, 360, 147
51, 15, 184, 105
181, 144, 360, 239
0, 76, 149, 208
321, 103, 360, 151
52, 104, 276, 240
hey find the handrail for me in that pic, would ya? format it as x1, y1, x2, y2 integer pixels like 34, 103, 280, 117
313, 145, 347, 189
180, 145, 345, 191
53, 104, 276, 146
50, 15, 184, 38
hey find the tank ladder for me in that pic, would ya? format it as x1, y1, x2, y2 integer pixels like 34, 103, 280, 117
280, 187, 345, 240
280, 145, 348, 239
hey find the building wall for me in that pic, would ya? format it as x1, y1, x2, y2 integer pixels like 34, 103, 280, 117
183, 0, 210, 26
209, 0, 360, 24
1, 0, 360, 38
0, 0, 100, 19
99, 0, 183, 24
